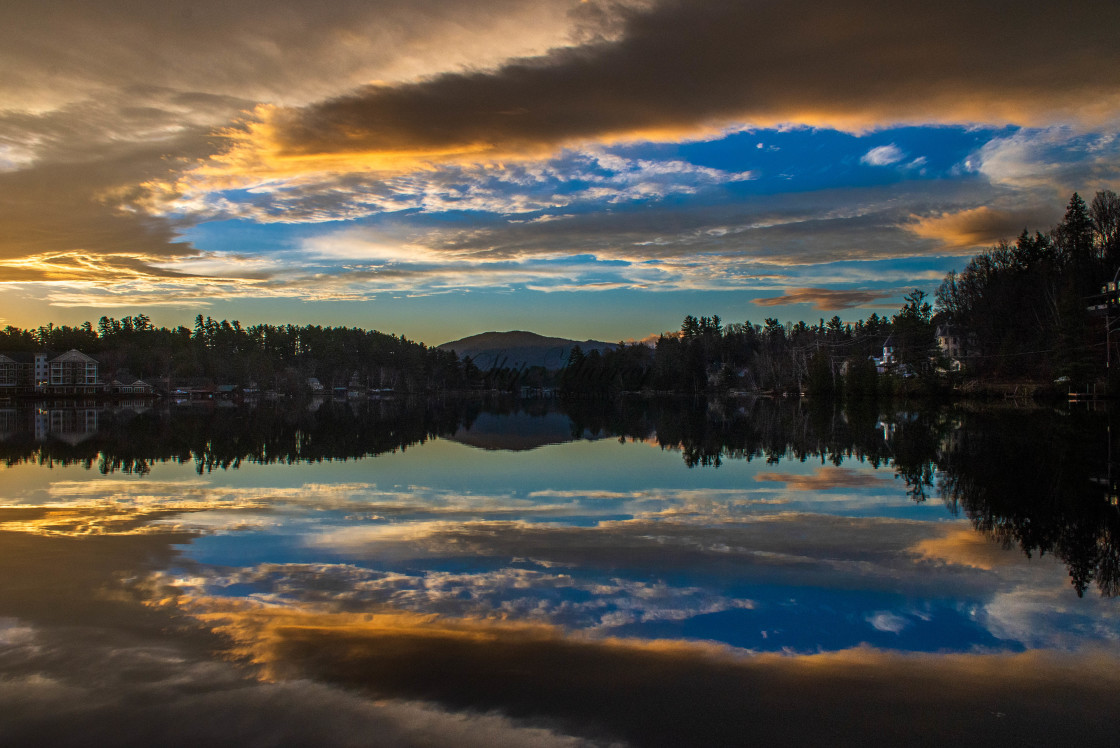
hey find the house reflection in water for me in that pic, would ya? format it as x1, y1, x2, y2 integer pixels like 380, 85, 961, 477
35, 407, 100, 445
0, 404, 103, 446
0, 408, 18, 442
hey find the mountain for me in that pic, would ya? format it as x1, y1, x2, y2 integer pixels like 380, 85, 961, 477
437, 330, 617, 371
448, 411, 608, 451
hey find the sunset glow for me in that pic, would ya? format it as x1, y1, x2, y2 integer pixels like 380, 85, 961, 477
2, 0, 1118, 341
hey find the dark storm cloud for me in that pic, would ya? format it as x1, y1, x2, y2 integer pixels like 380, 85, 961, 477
252, 0, 1120, 163
0, 158, 195, 266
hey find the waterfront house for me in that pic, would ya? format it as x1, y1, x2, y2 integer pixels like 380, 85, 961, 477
109, 378, 156, 396
870, 336, 897, 374
47, 350, 100, 394
0, 352, 46, 392
935, 324, 975, 372
0, 353, 22, 389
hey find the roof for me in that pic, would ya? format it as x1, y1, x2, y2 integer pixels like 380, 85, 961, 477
51, 349, 98, 364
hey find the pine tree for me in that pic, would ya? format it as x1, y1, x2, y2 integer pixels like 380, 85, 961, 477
1056, 192, 1094, 267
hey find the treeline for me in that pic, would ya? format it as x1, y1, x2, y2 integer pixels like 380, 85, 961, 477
564, 190, 1120, 396
561, 293, 937, 398
5, 191, 1117, 396
936, 190, 1120, 382
0, 315, 509, 392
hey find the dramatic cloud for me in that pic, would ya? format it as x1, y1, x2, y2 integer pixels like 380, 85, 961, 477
2, 493, 1116, 746
203, 0, 1120, 182
0, 0, 611, 312
296, 513, 1006, 603
214, 178, 984, 303
2, 0, 1118, 331
0, 92, 237, 285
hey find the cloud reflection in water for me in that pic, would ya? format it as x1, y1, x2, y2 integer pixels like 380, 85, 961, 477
1, 401, 1118, 745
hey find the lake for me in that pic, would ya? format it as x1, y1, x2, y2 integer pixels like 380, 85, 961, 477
0, 397, 1117, 746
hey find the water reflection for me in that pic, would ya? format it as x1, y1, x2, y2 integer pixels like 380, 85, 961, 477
935, 406, 1120, 597
0, 397, 1117, 745
2, 398, 1119, 597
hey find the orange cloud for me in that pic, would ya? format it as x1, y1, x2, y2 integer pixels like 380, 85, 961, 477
908, 206, 1058, 251
755, 466, 892, 491
910, 526, 1018, 571
752, 288, 895, 311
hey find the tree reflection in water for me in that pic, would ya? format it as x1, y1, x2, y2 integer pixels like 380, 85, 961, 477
1, 396, 1117, 596
934, 406, 1120, 598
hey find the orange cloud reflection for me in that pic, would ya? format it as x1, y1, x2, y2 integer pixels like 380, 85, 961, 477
168, 594, 1120, 746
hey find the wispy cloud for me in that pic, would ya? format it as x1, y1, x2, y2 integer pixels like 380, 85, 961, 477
177, 149, 756, 226
752, 288, 897, 311
861, 144, 905, 166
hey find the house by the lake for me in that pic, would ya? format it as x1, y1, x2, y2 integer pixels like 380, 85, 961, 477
0, 349, 101, 395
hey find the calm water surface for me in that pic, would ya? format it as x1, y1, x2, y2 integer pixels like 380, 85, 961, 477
0, 398, 1117, 746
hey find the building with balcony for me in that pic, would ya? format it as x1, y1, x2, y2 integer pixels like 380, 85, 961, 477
48, 350, 100, 393
0, 352, 44, 393
0, 350, 101, 395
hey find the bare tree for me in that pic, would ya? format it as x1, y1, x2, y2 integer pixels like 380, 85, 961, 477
1091, 189, 1120, 269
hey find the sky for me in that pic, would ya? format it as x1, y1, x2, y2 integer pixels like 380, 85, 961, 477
2, 0, 1119, 346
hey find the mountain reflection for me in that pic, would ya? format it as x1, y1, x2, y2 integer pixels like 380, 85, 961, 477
2, 397, 1119, 596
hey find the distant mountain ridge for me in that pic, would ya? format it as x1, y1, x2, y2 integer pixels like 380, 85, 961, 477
437, 330, 617, 371
448, 411, 608, 451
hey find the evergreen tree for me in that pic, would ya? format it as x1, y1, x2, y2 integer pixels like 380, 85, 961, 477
1056, 192, 1096, 283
